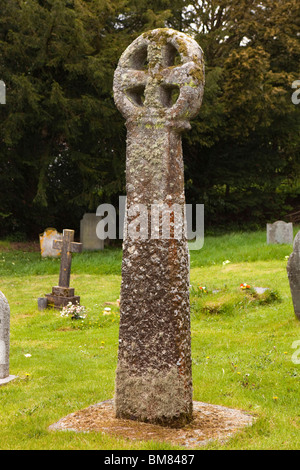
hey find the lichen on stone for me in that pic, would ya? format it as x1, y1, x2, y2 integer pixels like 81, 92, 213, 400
115, 362, 193, 428
113, 27, 204, 428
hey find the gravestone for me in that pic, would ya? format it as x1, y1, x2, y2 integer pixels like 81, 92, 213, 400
0, 291, 17, 385
80, 213, 104, 251
45, 229, 82, 309
39, 228, 63, 258
267, 221, 293, 245
287, 231, 300, 320
113, 28, 204, 427
0, 80, 5, 104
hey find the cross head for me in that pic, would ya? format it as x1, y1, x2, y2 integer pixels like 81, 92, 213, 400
113, 28, 204, 124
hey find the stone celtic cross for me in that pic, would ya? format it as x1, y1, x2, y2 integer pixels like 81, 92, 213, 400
113, 28, 204, 427
287, 231, 300, 320
45, 229, 82, 309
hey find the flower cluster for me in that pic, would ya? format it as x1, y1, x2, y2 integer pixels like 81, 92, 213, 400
60, 302, 87, 320
240, 283, 251, 290
198, 286, 208, 293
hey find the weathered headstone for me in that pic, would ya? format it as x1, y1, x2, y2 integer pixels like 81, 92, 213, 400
39, 228, 63, 258
0, 291, 17, 385
0, 80, 6, 105
37, 297, 48, 310
267, 221, 293, 245
80, 213, 104, 251
287, 231, 300, 320
45, 229, 82, 309
113, 28, 204, 427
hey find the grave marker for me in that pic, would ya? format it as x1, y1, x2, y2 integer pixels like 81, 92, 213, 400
0, 291, 17, 385
113, 28, 204, 427
267, 221, 293, 245
39, 228, 62, 258
80, 213, 104, 251
45, 229, 82, 309
0, 80, 6, 104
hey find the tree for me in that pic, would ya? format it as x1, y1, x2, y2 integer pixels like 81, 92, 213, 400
0, 0, 299, 237
0, 0, 128, 237
0, 0, 189, 238
182, 0, 300, 228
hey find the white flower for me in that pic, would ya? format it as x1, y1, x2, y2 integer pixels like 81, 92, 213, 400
24, 354, 31, 358
222, 260, 231, 265
60, 302, 87, 319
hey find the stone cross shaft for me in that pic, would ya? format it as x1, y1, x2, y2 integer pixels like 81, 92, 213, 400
45, 229, 82, 309
287, 231, 300, 320
113, 28, 204, 427
53, 229, 82, 288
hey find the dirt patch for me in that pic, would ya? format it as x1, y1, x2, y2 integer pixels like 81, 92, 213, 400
49, 399, 255, 448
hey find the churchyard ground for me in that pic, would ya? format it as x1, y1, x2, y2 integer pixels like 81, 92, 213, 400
0, 228, 300, 450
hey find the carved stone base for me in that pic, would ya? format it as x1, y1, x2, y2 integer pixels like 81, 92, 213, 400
45, 286, 80, 309
0, 375, 18, 386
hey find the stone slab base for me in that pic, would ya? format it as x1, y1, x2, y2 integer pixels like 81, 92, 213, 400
48, 399, 256, 448
0, 375, 18, 386
45, 293, 80, 309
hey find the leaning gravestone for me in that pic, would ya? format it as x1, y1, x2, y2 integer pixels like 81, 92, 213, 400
113, 28, 205, 427
45, 229, 82, 309
267, 221, 293, 245
39, 228, 63, 258
287, 231, 300, 320
80, 213, 104, 251
0, 291, 17, 385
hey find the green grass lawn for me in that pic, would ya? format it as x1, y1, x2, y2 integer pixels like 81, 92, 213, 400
0, 229, 300, 450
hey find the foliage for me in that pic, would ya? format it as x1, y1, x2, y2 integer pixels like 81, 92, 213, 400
0, 0, 299, 237
183, 0, 300, 229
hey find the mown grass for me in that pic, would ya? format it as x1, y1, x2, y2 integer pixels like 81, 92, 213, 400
0, 228, 300, 450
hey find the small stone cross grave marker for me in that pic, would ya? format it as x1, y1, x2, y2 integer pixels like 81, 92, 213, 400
45, 229, 82, 309
113, 28, 205, 427
287, 231, 300, 320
